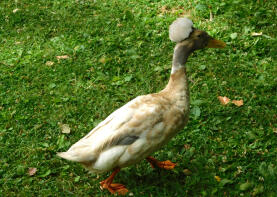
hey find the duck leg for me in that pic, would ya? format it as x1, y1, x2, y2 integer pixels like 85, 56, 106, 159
146, 156, 176, 170
100, 168, 128, 195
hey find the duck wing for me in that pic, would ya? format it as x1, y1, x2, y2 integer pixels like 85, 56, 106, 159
57, 94, 170, 164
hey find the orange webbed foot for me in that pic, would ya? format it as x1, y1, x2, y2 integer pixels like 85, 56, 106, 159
99, 168, 128, 195
146, 156, 177, 170
100, 182, 128, 195
156, 160, 177, 170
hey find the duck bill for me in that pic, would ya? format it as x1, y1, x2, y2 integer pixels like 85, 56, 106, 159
207, 39, 226, 48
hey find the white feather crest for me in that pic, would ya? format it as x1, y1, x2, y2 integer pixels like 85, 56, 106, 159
169, 18, 193, 42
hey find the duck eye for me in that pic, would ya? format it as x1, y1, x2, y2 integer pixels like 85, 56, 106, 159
197, 34, 202, 38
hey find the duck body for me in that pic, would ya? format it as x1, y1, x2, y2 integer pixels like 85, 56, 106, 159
58, 17, 226, 195
58, 67, 189, 173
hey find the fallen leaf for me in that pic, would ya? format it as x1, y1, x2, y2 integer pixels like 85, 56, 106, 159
232, 99, 243, 107
218, 96, 230, 105
13, 8, 19, 13
56, 55, 69, 60
184, 144, 191, 150
273, 128, 277, 134
215, 175, 221, 182
46, 61, 54, 66
183, 169, 192, 176
251, 32, 262, 36
61, 124, 71, 134
15, 41, 21, 45
28, 167, 37, 176
117, 23, 123, 27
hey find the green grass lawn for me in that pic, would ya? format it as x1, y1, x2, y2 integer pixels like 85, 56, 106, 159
0, 0, 276, 196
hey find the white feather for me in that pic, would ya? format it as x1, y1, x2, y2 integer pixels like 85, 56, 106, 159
169, 17, 193, 42
93, 146, 126, 171
57, 94, 177, 173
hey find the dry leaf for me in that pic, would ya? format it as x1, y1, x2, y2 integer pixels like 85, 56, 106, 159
46, 61, 54, 66
56, 55, 69, 60
232, 100, 244, 107
61, 124, 71, 134
273, 128, 277, 134
183, 169, 192, 176
218, 96, 230, 105
251, 32, 263, 36
28, 167, 37, 176
184, 144, 191, 150
214, 175, 221, 182
13, 8, 19, 13
117, 23, 123, 27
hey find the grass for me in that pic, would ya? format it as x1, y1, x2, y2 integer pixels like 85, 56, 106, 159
0, 0, 276, 196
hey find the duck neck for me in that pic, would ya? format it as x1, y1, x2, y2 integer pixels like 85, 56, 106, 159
171, 41, 194, 74
162, 42, 194, 113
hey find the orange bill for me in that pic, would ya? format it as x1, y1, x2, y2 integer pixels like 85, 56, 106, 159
207, 39, 226, 48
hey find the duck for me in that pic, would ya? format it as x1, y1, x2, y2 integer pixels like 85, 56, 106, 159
57, 17, 226, 195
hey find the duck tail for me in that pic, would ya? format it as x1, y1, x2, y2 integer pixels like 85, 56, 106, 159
57, 148, 95, 163
57, 151, 78, 161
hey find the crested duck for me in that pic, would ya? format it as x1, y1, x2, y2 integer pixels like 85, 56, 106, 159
58, 17, 225, 195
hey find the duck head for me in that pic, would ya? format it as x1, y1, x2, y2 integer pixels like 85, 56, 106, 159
188, 28, 226, 50
169, 17, 226, 51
